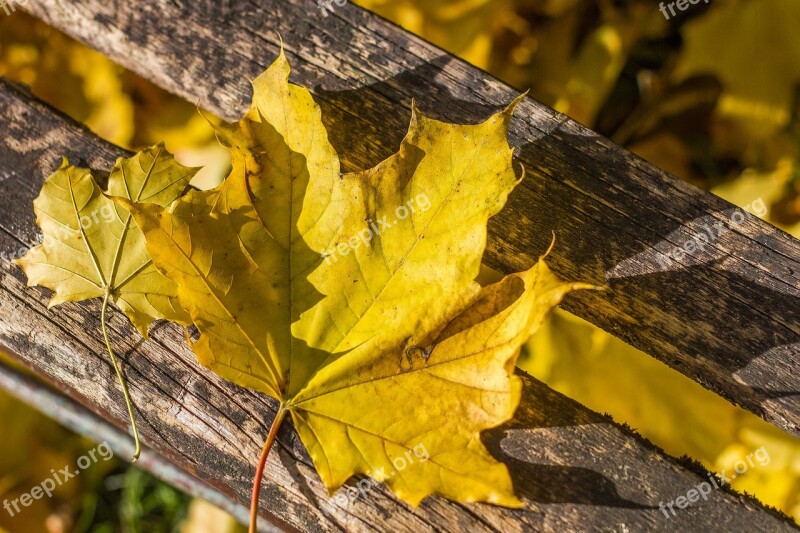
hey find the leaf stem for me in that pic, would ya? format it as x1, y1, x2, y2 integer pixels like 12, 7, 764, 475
250, 405, 288, 533
101, 290, 141, 462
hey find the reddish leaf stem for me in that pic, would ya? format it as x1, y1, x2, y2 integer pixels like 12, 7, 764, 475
250, 405, 288, 533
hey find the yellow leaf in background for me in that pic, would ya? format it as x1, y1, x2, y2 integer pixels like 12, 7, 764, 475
712, 159, 800, 238
673, 0, 800, 137
522, 310, 740, 461
181, 499, 246, 533
124, 50, 590, 521
0, 13, 224, 157
0, 14, 135, 148
354, 0, 505, 67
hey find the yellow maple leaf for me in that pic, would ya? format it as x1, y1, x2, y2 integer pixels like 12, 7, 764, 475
122, 51, 591, 530
16, 143, 197, 460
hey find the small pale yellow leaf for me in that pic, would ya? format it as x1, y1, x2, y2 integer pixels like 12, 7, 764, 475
16, 144, 196, 336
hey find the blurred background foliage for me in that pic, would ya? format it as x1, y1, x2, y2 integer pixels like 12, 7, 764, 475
0, 354, 243, 533
0, 0, 799, 530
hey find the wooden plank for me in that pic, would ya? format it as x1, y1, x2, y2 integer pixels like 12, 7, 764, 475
0, 78, 796, 532
19, 0, 800, 439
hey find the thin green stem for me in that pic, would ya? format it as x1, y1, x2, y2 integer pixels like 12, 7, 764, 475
250, 406, 288, 533
101, 290, 141, 462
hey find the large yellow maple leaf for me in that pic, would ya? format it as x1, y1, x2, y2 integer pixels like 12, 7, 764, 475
123, 50, 591, 529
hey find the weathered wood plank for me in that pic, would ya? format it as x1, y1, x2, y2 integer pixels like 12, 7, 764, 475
0, 78, 796, 532
19, 0, 800, 438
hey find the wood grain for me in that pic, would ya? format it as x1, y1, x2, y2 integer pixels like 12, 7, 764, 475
18, 0, 800, 439
1, 79, 796, 531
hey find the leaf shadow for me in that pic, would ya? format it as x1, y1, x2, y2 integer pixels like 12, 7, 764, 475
482, 372, 655, 509
513, 124, 800, 426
